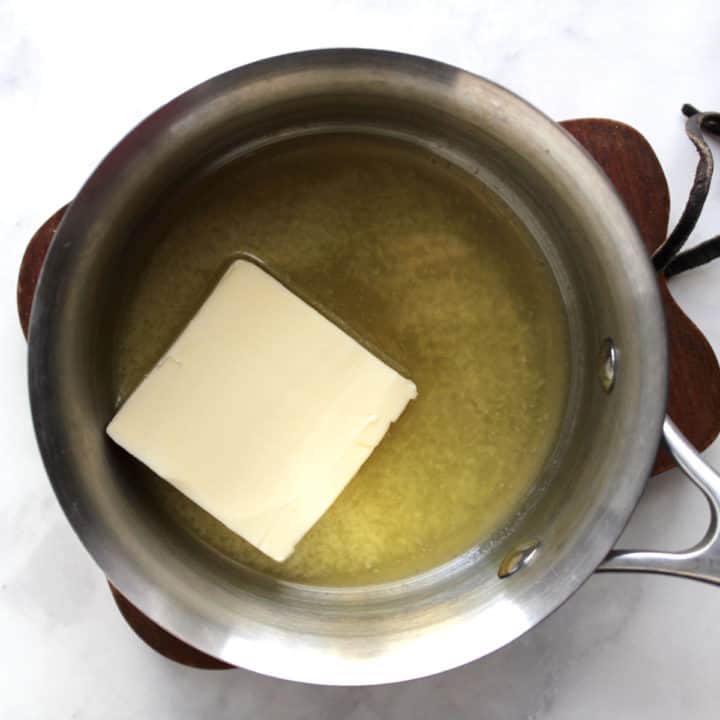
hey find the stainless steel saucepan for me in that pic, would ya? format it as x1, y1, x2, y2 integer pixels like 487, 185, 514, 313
27, 49, 720, 685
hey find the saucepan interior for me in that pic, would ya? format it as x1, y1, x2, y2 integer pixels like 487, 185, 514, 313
29, 50, 666, 683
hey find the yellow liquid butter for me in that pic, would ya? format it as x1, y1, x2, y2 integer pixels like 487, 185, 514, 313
112, 134, 570, 585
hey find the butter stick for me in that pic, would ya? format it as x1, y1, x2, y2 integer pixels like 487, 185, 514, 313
107, 259, 417, 562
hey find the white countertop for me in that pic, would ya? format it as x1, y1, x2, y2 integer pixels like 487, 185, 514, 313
2, 1, 720, 717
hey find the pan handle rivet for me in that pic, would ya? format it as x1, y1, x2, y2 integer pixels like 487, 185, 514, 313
498, 539, 541, 579
598, 337, 617, 393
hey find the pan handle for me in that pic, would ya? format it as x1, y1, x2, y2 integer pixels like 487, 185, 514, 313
599, 417, 720, 584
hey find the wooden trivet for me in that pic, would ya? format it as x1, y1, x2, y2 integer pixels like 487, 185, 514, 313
18, 118, 720, 669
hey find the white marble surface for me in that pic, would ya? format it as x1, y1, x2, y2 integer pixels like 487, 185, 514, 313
2, 1, 720, 717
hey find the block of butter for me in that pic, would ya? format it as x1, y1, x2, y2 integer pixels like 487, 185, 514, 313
107, 259, 417, 562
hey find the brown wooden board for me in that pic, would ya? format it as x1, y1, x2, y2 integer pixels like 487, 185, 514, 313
560, 119, 720, 473
18, 118, 720, 668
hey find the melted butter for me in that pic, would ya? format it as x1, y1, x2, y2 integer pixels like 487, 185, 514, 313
112, 134, 569, 586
